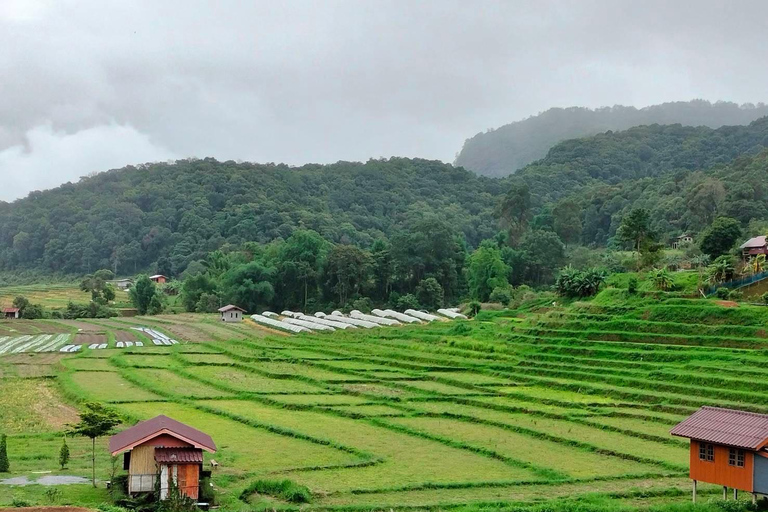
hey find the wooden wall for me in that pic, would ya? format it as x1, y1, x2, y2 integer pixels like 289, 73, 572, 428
690, 440, 754, 491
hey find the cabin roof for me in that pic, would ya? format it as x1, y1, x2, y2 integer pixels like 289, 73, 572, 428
671, 406, 768, 450
740, 236, 767, 249
149, 274, 167, 279
2, 308, 19, 313
154, 447, 204, 464
109, 415, 216, 455
218, 304, 245, 313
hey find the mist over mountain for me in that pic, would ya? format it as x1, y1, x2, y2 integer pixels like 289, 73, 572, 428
455, 100, 768, 177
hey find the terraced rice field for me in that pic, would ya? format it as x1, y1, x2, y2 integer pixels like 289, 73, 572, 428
5, 298, 768, 509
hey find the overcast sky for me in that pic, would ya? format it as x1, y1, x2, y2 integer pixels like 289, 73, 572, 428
2, 0, 767, 202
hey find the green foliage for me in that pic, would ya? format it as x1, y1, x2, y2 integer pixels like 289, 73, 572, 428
241, 479, 312, 504
59, 437, 70, 470
0, 433, 9, 472
396, 293, 420, 311
517, 230, 566, 285
707, 256, 736, 285
647, 268, 674, 291
158, 479, 198, 512
556, 267, 608, 298
67, 402, 121, 487
467, 300, 481, 317
43, 487, 63, 504
351, 296, 373, 313
221, 260, 275, 313
627, 277, 638, 295
467, 241, 509, 302
181, 273, 218, 312
616, 209, 655, 252
129, 275, 158, 315
456, 100, 768, 177
488, 286, 512, 306
716, 287, 730, 299
699, 217, 742, 258
415, 277, 444, 310
324, 244, 372, 306
762, 292, 768, 305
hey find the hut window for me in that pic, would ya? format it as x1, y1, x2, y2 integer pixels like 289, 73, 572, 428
699, 443, 714, 461
729, 448, 745, 467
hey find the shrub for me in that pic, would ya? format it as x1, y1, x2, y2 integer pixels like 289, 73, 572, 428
647, 268, 674, 291
716, 287, 730, 299
11, 498, 30, 507
555, 266, 607, 298
489, 286, 512, 306
44, 487, 62, 504
396, 293, 420, 311
762, 292, 768, 305
449, 322, 472, 336
415, 277, 444, 310
728, 290, 744, 301
0, 434, 9, 472
351, 296, 373, 313
466, 301, 481, 317
627, 276, 638, 295
241, 479, 311, 504
59, 437, 70, 469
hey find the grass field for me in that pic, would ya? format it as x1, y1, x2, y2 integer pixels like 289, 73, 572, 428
4, 296, 768, 510
0, 283, 131, 309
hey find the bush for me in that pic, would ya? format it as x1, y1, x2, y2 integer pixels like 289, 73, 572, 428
728, 290, 744, 301
241, 479, 311, 504
466, 301, 481, 317
449, 322, 472, 336
627, 276, 638, 295
762, 292, 768, 305
555, 266, 608, 298
11, 498, 30, 507
647, 267, 674, 291
716, 287, 730, 299
396, 293, 420, 311
351, 296, 373, 313
0, 434, 9, 472
415, 277, 444, 310
489, 286, 512, 306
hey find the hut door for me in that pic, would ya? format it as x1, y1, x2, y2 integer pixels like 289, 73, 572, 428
177, 464, 188, 497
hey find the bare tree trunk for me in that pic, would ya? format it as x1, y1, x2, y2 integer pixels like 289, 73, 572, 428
92, 437, 96, 488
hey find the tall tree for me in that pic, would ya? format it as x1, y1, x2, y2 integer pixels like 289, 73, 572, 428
221, 260, 275, 312
552, 199, 582, 247
129, 275, 157, 315
67, 403, 121, 487
324, 244, 372, 306
699, 217, 742, 258
499, 182, 531, 246
467, 240, 510, 302
276, 230, 329, 310
616, 209, 656, 251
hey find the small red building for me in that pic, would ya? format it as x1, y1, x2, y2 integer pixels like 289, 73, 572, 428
671, 406, 768, 502
2, 308, 20, 319
109, 415, 216, 500
150, 275, 168, 284
740, 236, 768, 258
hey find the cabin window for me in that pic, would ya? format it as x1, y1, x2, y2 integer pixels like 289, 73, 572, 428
699, 443, 714, 462
729, 448, 745, 467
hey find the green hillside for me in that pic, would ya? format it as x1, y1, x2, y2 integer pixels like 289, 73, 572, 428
456, 100, 768, 177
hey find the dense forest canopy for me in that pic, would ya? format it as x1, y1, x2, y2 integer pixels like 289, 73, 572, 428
2, 115, 768, 280
455, 100, 768, 177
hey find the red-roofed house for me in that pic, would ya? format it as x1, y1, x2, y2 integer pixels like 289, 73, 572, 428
2, 308, 20, 319
741, 236, 768, 258
109, 415, 216, 500
149, 275, 168, 284
671, 406, 768, 502
218, 304, 245, 323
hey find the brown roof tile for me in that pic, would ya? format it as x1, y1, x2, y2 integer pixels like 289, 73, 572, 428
670, 406, 768, 450
154, 448, 204, 464
109, 415, 216, 454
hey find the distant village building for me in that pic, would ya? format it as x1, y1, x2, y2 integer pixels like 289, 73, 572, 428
218, 305, 245, 323
109, 279, 133, 291
2, 308, 19, 319
671, 406, 768, 503
109, 415, 216, 500
740, 236, 768, 258
672, 234, 694, 249
149, 275, 168, 284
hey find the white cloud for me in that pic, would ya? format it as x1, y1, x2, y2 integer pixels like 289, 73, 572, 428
0, 124, 176, 202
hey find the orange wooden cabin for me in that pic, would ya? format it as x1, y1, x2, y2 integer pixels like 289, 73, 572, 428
149, 275, 168, 284
109, 415, 216, 500
671, 406, 768, 502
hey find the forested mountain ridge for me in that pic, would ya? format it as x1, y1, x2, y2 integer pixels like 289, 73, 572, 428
456, 100, 768, 177
0, 158, 505, 276
3, 115, 768, 279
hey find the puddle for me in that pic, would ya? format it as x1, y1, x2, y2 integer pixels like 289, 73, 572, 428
1, 475, 91, 486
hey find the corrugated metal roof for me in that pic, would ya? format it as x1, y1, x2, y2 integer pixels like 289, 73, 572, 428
154, 448, 203, 464
740, 236, 767, 249
109, 415, 216, 454
218, 304, 245, 313
670, 406, 768, 449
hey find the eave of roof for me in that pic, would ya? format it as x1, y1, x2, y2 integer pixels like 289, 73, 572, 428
670, 406, 768, 450
109, 415, 216, 455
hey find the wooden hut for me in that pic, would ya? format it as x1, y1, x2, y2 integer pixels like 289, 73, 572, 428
149, 275, 168, 284
671, 406, 768, 502
109, 415, 216, 500
218, 304, 245, 323
2, 308, 19, 319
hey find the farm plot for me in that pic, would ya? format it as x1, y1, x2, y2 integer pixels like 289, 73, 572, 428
0, 333, 71, 354
22, 300, 768, 510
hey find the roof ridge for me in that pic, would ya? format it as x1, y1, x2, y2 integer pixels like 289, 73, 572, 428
701, 406, 768, 419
